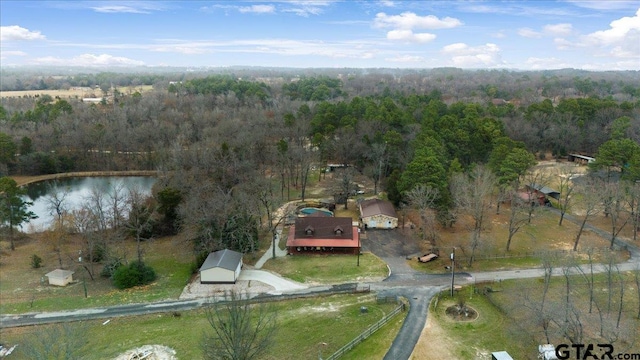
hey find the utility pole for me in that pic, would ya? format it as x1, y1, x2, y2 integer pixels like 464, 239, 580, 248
450, 248, 455, 297
357, 227, 361, 266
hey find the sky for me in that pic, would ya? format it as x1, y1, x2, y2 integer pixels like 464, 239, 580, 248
0, 0, 639, 70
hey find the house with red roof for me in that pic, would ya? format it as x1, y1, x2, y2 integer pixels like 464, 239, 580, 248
286, 217, 360, 255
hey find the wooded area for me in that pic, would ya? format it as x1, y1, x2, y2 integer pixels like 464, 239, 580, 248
1, 68, 639, 259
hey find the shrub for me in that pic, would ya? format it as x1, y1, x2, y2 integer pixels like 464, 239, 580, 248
30, 254, 42, 269
100, 257, 123, 279
192, 251, 209, 274
112, 261, 157, 289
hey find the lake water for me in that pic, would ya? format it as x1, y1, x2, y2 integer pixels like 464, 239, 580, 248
22, 176, 156, 232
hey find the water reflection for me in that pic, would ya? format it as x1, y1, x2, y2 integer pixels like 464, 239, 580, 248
22, 177, 156, 232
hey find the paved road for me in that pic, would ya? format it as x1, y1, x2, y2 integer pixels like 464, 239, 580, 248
2, 213, 639, 360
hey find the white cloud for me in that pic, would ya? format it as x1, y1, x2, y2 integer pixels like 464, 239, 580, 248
386, 29, 436, 43
543, 23, 573, 36
553, 8, 640, 62
32, 54, 144, 66
517, 28, 542, 38
89, 1, 167, 14
441, 43, 503, 67
379, 0, 396, 7
385, 55, 425, 63
374, 12, 462, 30
281, 1, 335, 17
583, 8, 640, 46
524, 57, 573, 70
491, 31, 507, 39
0, 50, 27, 56
0, 25, 46, 41
91, 5, 148, 13
239, 5, 276, 14
565, 0, 639, 11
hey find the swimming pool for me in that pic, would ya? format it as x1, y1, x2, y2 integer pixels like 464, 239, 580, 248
298, 207, 334, 217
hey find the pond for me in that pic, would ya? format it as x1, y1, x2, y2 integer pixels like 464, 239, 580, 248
22, 176, 157, 232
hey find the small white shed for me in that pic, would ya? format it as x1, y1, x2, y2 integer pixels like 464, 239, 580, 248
45, 269, 74, 286
199, 249, 243, 284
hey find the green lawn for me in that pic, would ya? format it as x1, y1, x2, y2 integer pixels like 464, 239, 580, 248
1, 293, 406, 360
261, 253, 388, 284
430, 290, 538, 359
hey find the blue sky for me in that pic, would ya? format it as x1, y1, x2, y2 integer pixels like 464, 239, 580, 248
1, 1, 639, 70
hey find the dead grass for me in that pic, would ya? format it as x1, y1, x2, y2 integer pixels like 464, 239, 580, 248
0, 231, 194, 313
405, 202, 629, 272
410, 309, 458, 360
0, 86, 153, 99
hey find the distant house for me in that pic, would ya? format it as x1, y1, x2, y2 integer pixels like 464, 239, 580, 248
491, 98, 509, 106
199, 249, 243, 284
359, 199, 398, 229
527, 183, 560, 200
568, 153, 595, 165
287, 217, 360, 255
45, 269, 74, 286
519, 183, 559, 206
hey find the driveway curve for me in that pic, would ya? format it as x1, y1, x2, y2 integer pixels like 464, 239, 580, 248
238, 269, 307, 293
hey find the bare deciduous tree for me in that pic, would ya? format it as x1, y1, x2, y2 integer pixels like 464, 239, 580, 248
601, 181, 629, 249
203, 290, 278, 360
573, 178, 604, 251
451, 165, 495, 266
505, 185, 530, 251
406, 183, 439, 246
126, 186, 154, 264
556, 166, 577, 226
19, 322, 88, 360
45, 184, 70, 268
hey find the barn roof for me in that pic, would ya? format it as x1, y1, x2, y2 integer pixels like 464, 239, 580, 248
200, 249, 243, 272
359, 199, 397, 219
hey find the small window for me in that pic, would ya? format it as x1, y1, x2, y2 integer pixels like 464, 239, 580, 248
334, 226, 343, 236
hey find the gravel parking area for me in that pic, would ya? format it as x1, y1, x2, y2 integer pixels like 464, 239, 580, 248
179, 270, 276, 300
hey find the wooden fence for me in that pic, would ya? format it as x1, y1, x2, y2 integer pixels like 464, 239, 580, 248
325, 302, 405, 360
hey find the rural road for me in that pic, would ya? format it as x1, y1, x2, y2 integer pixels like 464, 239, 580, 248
1, 210, 639, 360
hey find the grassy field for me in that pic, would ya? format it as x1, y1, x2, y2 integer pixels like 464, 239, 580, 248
417, 273, 640, 360
261, 253, 388, 284
406, 205, 630, 273
0, 233, 195, 314
416, 291, 538, 359
0, 293, 405, 359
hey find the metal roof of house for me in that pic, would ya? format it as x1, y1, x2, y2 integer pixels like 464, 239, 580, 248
359, 199, 398, 219
200, 249, 243, 272
288, 217, 359, 249
527, 183, 560, 199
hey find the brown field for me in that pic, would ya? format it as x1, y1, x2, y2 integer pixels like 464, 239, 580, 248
0, 85, 153, 99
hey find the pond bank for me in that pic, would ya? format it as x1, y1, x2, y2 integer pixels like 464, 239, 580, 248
10, 170, 159, 186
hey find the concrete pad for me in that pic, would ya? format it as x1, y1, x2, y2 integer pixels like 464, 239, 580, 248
238, 270, 307, 292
